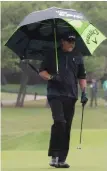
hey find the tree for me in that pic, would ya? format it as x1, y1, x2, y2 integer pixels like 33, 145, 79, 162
84, 55, 105, 80
15, 60, 29, 107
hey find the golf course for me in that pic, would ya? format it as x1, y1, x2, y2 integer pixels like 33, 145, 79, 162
1, 99, 107, 171
1, 1, 107, 170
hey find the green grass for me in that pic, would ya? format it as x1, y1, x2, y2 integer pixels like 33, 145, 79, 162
1, 103, 107, 171
1, 84, 47, 95
1, 84, 104, 97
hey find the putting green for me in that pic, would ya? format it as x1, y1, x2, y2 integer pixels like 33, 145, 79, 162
2, 142, 107, 171
1, 106, 107, 171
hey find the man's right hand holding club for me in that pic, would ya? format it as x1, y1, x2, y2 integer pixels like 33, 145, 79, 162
39, 71, 61, 82
49, 73, 62, 82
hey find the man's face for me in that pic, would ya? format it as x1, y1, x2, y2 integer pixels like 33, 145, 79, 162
61, 39, 75, 52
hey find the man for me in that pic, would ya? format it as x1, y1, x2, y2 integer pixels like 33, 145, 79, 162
39, 32, 88, 168
90, 79, 98, 107
103, 79, 107, 106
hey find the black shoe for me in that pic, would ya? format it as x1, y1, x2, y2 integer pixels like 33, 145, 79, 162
49, 157, 57, 167
49, 163, 55, 167
55, 162, 70, 168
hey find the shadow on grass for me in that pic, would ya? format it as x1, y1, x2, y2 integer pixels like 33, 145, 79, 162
2, 166, 106, 171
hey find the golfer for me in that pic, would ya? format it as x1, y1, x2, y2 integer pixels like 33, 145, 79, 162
39, 32, 88, 168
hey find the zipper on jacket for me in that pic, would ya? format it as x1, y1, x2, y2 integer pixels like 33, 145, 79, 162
66, 56, 68, 69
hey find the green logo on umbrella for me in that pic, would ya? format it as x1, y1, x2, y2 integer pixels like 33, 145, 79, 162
64, 18, 106, 55
81, 24, 106, 54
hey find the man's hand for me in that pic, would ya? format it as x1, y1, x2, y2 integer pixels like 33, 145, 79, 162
81, 91, 88, 106
50, 73, 62, 82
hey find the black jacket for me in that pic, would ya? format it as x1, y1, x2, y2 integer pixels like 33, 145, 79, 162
39, 48, 86, 99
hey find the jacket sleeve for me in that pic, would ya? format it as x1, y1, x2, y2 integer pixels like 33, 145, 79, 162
77, 56, 86, 79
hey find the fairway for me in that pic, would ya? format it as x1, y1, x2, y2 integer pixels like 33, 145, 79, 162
1, 103, 107, 171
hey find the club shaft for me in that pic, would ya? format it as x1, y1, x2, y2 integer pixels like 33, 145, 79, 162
79, 105, 84, 144
28, 63, 39, 74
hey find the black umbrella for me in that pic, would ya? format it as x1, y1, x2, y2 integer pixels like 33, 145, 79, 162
5, 7, 106, 73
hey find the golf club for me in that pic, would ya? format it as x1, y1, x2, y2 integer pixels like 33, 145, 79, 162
77, 104, 85, 150
28, 63, 39, 74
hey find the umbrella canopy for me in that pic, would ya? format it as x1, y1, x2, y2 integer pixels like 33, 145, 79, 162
5, 7, 106, 71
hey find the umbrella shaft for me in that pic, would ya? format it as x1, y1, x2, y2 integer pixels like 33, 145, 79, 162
53, 19, 58, 73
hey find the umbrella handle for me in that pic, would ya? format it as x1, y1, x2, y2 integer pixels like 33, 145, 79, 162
53, 19, 59, 73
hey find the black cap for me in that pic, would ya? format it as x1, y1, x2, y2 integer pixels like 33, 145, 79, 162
62, 32, 76, 42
